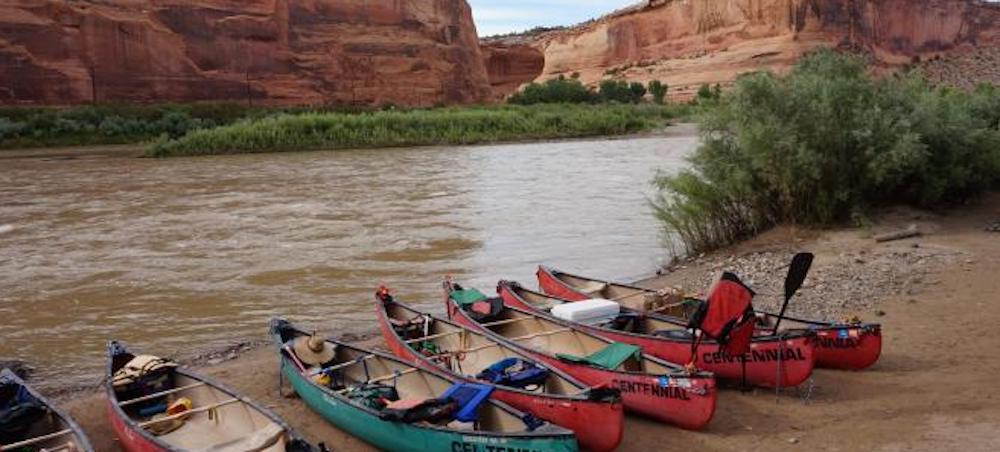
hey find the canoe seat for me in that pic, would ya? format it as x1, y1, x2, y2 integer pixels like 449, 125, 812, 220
556, 342, 642, 370
577, 281, 608, 295
194, 423, 284, 452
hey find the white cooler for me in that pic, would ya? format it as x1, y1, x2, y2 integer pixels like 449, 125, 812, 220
551, 298, 620, 324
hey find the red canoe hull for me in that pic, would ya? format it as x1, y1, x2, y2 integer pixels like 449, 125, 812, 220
538, 266, 881, 371
107, 398, 165, 452
447, 300, 717, 430
808, 325, 882, 370
500, 283, 816, 388
376, 306, 625, 452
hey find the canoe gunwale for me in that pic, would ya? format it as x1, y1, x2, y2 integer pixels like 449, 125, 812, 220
269, 319, 578, 441
104, 340, 305, 452
500, 280, 815, 344
0, 369, 95, 452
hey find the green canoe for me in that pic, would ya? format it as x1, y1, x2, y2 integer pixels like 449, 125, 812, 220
270, 318, 579, 452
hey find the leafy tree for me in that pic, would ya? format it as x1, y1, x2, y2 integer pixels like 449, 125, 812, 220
648, 80, 668, 104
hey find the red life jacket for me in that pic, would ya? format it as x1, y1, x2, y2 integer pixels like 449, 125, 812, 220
689, 272, 756, 357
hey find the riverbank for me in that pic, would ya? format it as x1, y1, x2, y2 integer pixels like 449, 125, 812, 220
50, 193, 1000, 450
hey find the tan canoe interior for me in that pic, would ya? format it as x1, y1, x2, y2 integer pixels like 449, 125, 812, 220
550, 272, 692, 318
384, 303, 581, 396
286, 331, 535, 434
514, 285, 688, 336
448, 298, 677, 374
114, 369, 289, 451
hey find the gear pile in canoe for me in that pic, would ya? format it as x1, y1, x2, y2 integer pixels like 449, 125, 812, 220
0, 369, 92, 452
6, 252, 884, 451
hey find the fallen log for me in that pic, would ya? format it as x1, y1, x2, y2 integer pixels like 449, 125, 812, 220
874, 225, 921, 243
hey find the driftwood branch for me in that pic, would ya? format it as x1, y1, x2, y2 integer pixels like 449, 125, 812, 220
874, 225, 921, 243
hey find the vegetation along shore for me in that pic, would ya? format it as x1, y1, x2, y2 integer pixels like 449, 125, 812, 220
1, 91, 688, 158
145, 103, 682, 157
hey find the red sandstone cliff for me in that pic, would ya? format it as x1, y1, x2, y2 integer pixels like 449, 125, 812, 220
486, 0, 1000, 99
0, 0, 492, 106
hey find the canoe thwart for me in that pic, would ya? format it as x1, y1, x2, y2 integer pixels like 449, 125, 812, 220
479, 317, 535, 328
137, 398, 240, 428
0, 429, 74, 451
507, 328, 572, 342
118, 382, 207, 407
404, 330, 464, 344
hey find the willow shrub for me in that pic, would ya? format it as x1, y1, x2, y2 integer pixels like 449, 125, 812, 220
654, 49, 1000, 254
147, 104, 678, 157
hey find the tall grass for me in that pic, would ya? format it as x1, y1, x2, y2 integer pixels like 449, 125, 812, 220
653, 49, 1000, 254
147, 104, 681, 157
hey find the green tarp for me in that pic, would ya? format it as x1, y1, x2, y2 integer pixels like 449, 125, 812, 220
450, 289, 489, 306
556, 342, 642, 370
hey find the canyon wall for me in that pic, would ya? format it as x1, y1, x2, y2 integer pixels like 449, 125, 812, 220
0, 0, 492, 106
480, 43, 544, 100
488, 0, 1000, 99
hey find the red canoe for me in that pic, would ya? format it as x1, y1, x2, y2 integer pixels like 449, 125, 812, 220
499, 280, 816, 388
537, 265, 882, 371
106, 341, 314, 452
444, 281, 717, 430
375, 292, 625, 451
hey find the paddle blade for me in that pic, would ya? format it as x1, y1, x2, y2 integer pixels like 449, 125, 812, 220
784, 252, 814, 301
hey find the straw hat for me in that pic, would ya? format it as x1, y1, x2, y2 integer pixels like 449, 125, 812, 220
293, 332, 336, 366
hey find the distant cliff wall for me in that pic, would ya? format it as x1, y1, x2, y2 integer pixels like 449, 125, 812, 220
0, 0, 492, 106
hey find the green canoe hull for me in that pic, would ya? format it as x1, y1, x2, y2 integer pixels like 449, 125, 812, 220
282, 362, 578, 452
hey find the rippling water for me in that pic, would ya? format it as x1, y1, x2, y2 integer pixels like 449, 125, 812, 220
0, 131, 696, 388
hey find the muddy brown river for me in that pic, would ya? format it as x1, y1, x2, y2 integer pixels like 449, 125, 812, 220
0, 131, 696, 389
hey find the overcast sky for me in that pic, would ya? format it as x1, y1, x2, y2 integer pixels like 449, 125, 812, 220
469, 0, 638, 37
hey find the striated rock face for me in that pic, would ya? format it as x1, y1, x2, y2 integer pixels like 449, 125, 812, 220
480, 42, 544, 100
496, 0, 1000, 99
0, 0, 492, 106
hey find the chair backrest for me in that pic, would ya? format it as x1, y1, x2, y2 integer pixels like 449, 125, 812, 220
688, 272, 756, 356
441, 383, 494, 423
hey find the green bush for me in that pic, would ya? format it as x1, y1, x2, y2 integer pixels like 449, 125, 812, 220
508, 77, 596, 105
648, 80, 668, 104
598, 80, 644, 103
629, 82, 647, 101
653, 49, 1000, 254
148, 104, 681, 157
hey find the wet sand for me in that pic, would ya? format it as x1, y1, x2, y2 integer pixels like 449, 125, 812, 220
57, 194, 1000, 451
